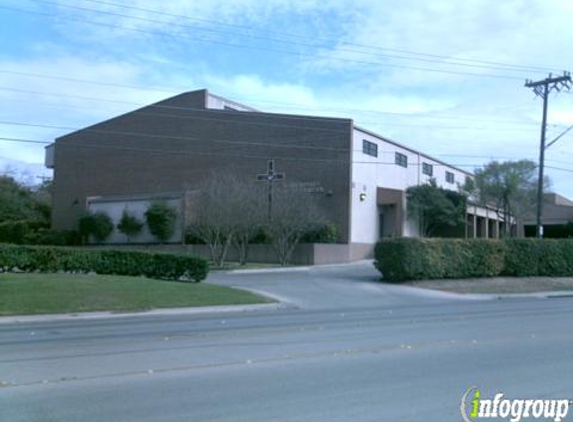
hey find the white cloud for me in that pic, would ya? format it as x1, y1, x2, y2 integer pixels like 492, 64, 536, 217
4, 0, 573, 196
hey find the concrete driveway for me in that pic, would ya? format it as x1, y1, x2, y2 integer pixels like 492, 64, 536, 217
208, 260, 481, 309
4, 261, 573, 422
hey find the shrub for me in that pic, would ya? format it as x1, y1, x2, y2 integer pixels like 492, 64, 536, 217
78, 212, 114, 243
0, 244, 209, 282
117, 210, 144, 243
301, 223, 339, 244
184, 230, 206, 244
0, 220, 49, 244
22, 228, 81, 246
374, 238, 573, 282
145, 201, 177, 243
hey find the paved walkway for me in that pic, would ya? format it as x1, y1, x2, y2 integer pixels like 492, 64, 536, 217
207, 260, 486, 310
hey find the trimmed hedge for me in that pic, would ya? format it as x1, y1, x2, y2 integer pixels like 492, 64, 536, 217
374, 238, 573, 282
0, 244, 209, 282
503, 239, 573, 277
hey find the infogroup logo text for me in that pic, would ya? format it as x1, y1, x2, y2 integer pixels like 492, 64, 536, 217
461, 387, 571, 422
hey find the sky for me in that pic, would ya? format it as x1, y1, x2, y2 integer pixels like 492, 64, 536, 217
1, 0, 573, 196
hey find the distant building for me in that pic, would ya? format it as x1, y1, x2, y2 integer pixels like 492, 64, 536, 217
522, 193, 573, 238
46, 89, 505, 263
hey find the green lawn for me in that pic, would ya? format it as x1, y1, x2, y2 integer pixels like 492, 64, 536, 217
0, 273, 272, 316
405, 277, 573, 294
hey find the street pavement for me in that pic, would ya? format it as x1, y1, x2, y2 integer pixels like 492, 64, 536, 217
1, 262, 572, 421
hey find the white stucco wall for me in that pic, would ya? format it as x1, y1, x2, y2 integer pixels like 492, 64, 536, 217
87, 196, 183, 244
350, 127, 471, 243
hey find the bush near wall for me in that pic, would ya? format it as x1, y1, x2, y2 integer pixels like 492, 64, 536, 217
0, 244, 209, 282
0, 220, 49, 244
301, 223, 339, 244
0, 220, 81, 247
374, 238, 573, 282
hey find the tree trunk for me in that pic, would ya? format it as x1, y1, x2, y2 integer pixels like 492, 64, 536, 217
236, 234, 250, 266
215, 235, 232, 267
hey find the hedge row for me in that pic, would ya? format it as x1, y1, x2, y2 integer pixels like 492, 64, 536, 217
0, 220, 80, 246
374, 238, 573, 282
0, 244, 209, 282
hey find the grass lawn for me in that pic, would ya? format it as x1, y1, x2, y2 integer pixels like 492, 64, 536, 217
0, 273, 272, 316
405, 277, 573, 294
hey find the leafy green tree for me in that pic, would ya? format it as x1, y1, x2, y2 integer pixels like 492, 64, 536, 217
117, 210, 144, 243
0, 175, 51, 223
145, 201, 177, 243
466, 160, 548, 237
78, 211, 114, 243
407, 179, 467, 237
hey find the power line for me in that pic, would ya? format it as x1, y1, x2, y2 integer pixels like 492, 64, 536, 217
0, 110, 550, 143
38, 0, 563, 75
437, 153, 573, 167
0, 121, 352, 151
3, 136, 573, 173
0, 4, 530, 80
0, 83, 557, 132
0, 84, 554, 128
546, 123, 573, 149
28, 0, 553, 76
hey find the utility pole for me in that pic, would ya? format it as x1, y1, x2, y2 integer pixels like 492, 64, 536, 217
525, 72, 571, 238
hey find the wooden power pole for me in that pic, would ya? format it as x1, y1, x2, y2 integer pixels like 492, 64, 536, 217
525, 72, 571, 238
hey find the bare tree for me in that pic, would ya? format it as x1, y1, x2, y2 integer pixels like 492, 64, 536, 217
187, 175, 236, 266
230, 182, 266, 266
188, 172, 329, 267
264, 185, 327, 266
187, 173, 266, 267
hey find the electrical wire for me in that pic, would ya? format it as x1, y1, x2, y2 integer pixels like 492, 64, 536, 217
0, 4, 533, 81
30, 0, 564, 74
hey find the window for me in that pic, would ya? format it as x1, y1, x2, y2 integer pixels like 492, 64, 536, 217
446, 171, 455, 184
362, 140, 378, 157
422, 162, 433, 176
395, 152, 408, 168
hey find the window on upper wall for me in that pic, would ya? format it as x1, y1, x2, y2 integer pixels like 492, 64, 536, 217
422, 162, 433, 176
395, 152, 408, 168
362, 140, 378, 157
446, 171, 455, 184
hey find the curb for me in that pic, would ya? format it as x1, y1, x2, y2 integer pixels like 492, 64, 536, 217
222, 260, 376, 275
490, 291, 573, 300
224, 266, 311, 275
0, 302, 294, 325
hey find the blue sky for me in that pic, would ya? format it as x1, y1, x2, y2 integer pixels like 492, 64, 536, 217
1, 0, 573, 196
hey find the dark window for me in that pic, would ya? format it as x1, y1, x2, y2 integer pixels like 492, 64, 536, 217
395, 152, 408, 168
363, 140, 378, 157
446, 171, 455, 184
422, 162, 433, 176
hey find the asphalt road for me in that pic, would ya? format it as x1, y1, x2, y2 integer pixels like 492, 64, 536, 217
2, 263, 573, 422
